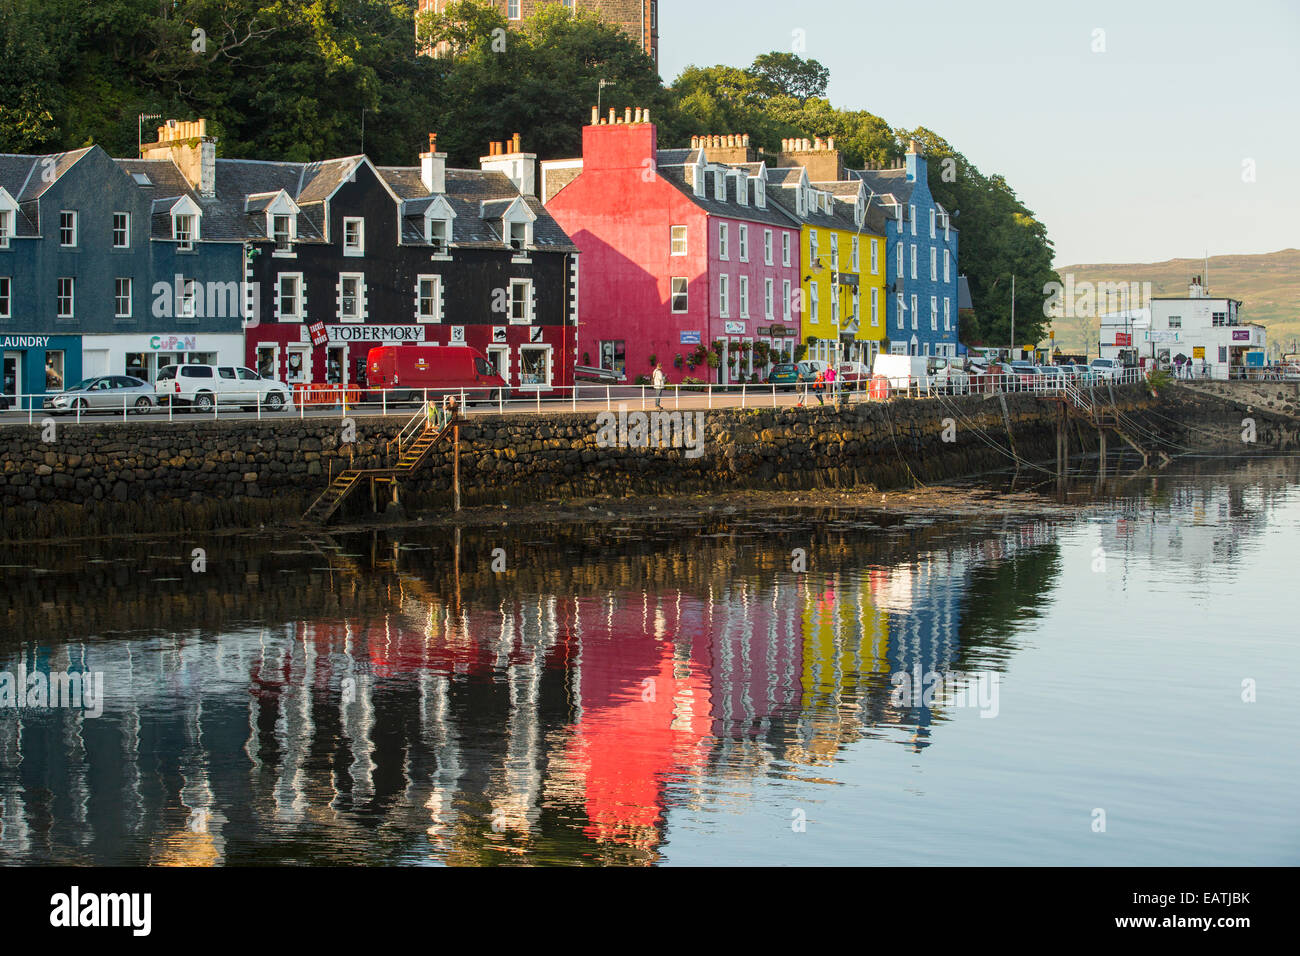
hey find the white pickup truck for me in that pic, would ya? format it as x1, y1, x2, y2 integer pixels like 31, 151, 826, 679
155, 364, 293, 412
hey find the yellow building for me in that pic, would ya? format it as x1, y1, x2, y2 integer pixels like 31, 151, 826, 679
766, 145, 889, 368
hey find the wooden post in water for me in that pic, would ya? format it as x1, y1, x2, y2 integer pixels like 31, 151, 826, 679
453, 424, 461, 512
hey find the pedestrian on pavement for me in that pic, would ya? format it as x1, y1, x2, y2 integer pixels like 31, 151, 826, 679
797, 365, 809, 407
814, 368, 826, 406
826, 364, 837, 401
652, 362, 666, 409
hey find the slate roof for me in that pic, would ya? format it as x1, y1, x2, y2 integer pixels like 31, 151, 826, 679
655, 164, 799, 229
0, 148, 96, 236
377, 166, 577, 252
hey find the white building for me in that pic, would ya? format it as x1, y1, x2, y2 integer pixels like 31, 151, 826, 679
1100, 278, 1260, 379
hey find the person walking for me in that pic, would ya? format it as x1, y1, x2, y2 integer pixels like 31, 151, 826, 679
813, 367, 826, 406
651, 361, 666, 409
825, 363, 837, 402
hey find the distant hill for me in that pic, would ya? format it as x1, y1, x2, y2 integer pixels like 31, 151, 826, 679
1049, 249, 1299, 356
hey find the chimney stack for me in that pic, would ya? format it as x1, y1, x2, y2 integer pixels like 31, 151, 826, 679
139, 118, 217, 198
481, 134, 537, 197
420, 132, 447, 193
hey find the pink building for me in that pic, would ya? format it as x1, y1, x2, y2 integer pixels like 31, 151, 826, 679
542, 109, 802, 384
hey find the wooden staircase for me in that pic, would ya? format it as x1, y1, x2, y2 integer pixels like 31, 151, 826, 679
302, 409, 460, 525
1054, 382, 1169, 468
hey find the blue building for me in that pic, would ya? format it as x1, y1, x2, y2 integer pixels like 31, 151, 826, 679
851, 141, 960, 358
0, 133, 246, 409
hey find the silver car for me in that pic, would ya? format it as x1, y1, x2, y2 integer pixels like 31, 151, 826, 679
44, 375, 157, 414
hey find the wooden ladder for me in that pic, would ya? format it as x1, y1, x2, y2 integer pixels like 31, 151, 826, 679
302, 410, 461, 525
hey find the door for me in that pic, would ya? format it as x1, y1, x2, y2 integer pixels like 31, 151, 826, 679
285, 346, 309, 384
487, 345, 509, 385
82, 349, 109, 378
2, 353, 19, 407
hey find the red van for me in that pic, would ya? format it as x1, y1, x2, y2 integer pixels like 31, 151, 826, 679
365, 346, 508, 405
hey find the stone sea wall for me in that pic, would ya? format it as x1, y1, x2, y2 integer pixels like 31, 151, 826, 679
0, 385, 1203, 541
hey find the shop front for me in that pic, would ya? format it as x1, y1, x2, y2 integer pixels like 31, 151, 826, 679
1, 334, 82, 409
247, 322, 572, 393
79, 333, 245, 383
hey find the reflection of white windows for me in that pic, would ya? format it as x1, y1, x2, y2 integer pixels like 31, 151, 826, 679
739, 275, 749, 317
0, 277, 10, 317
910, 244, 917, 279
896, 292, 904, 329
718, 223, 729, 260
896, 243, 903, 278
930, 295, 938, 331
671, 277, 688, 313
113, 213, 130, 249
944, 249, 951, 283
944, 297, 951, 331
930, 248, 937, 282
343, 218, 364, 256
509, 278, 533, 323
911, 294, 918, 330
670, 225, 687, 256
277, 273, 304, 321
416, 275, 442, 322
57, 277, 74, 317
60, 211, 77, 247
930, 208, 936, 238
765, 278, 774, 319
719, 274, 729, 317
738, 224, 749, 262
115, 278, 132, 318
338, 273, 365, 322
909, 205, 916, 236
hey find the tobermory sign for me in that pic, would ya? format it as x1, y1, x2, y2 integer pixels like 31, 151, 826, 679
310, 324, 425, 343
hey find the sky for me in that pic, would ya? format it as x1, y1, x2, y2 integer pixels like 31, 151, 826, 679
657, 0, 1300, 267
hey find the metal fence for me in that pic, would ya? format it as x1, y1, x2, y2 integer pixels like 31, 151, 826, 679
0, 366, 1151, 424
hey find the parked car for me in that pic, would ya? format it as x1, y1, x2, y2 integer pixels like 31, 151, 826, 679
835, 361, 871, 390
156, 364, 293, 411
1008, 361, 1042, 392
1090, 357, 1123, 382
44, 375, 156, 414
365, 345, 508, 405
1070, 364, 1096, 386
930, 357, 971, 394
766, 363, 800, 390
796, 359, 829, 383
1037, 365, 1066, 389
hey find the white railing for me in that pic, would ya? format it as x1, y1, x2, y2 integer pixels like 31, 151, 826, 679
0, 367, 1151, 425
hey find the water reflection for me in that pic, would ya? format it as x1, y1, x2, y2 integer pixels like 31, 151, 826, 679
0, 455, 1294, 865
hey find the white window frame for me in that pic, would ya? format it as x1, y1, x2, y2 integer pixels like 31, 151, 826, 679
944, 297, 951, 331
739, 275, 750, 318
783, 279, 792, 320
719, 274, 730, 317
507, 0, 521, 18
338, 272, 365, 323
944, 249, 951, 283
809, 282, 819, 323
911, 244, 917, 279
851, 236, 860, 272
508, 278, 534, 324
782, 232, 791, 267
173, 213, 196, 251
416, 274, 443, 323
343, 217, 365, 257
764, 229, 773, 265
59, 211, 77, 247
0, 276, 10, 318
272, 213, 294, 251
428, 216, 452, 251
764, 277, 774, 319
57, 277, 75, 317
896, 292, 904, 329
114, 278, 132, 318
670, 225, 687, 256
909, 205, 916, 236
911, 294, 918, 330
871, 288, 879, 327
719, 223, 729, 260
738, 224, 749, 262
930, 295, 938, 331
0, 209, 12, 249
671, 276, 688, 314
277, 273, 304, 322
507, 219, 531, 252
112, 212, 130, 249
831, 234, 839, 271
929, 208, 936, 238
178, 278, 198, 319
930, 247, 937, 282
870, 239, 879, 274
809, 230, 818, 266
896, 244, 903, 278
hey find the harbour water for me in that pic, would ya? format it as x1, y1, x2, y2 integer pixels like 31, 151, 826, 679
0, 454, 1296, 865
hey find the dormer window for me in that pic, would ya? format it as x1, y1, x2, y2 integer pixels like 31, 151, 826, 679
508, 220, 529, 250
343, 217, 364, 256
714, 170, 725, 202
429, 218, 450, 251
0, 210, 11, 249
272, 214, 293, 251
735, 172, 747, 207
754, 178, 766, 208
855, 196, 865, 228
174, 214, 195, 250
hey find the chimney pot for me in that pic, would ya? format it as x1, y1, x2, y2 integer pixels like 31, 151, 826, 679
608, 108, 616, 124
512, 132, 521, 152
643, 108, 650, 123
624, 107, 632, 124
742, 133, 750, 147
591, 106, 599, 125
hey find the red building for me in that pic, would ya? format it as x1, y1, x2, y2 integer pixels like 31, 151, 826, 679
542, 109, 802, 384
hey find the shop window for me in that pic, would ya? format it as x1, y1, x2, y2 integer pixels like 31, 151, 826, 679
125, 353, 147, 381
256, 347, 277, 379
45, 350, 65, 390
600, 340, 625, 377
520, 346, 550, 386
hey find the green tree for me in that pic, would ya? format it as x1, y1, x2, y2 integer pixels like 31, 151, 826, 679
749, 52, 829, 103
